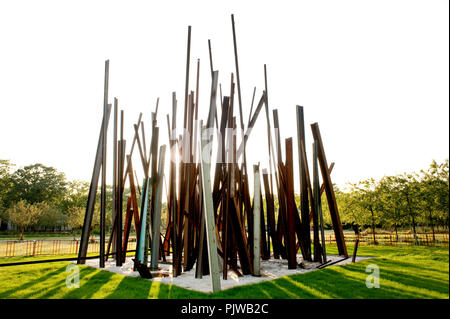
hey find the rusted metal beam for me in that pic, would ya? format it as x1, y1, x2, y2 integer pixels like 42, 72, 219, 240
296, 106, 311, 261
311, 123, 348, 257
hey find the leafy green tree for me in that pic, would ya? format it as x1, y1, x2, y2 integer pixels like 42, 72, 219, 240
35, 202, 65, 230
395, 174, 422, 243
348, 178, 380, 244
66, 206, 85, 238
6, 200, 43, 239
377, 176, 407, 240
418, 160, 449, 239
0, 160, 14, 213
6, 164, 68, 207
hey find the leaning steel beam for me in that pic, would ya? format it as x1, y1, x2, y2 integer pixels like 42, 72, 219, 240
77, 103, 112, 265
309, 162, 335, 222
199, 125, 221, 292
100, 60, 109, 268
311, 123, 348, 257
122, 113, 143, 188
313, 141, 327, 263
151, 145, 166, 270
236, 91, 266, 161
122, 197, 133, 262
206, 71, 219, 131
137, 178, 151, 264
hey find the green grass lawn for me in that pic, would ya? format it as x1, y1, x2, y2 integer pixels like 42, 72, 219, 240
0, 245, 448, 299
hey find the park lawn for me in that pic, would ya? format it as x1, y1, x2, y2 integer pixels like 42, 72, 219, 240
0, 245, 448, 299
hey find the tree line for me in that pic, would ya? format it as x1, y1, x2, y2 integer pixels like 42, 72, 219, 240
0, 160, 97, 239
0, 160, 170, 240
1, 159, 448, 241
320, 159, 449, 243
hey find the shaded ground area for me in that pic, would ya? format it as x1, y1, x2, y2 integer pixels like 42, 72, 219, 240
0, 245, 448, 299
83, 254, 372, 293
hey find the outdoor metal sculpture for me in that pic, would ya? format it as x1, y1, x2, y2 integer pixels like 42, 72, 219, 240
76, 14, 348, 292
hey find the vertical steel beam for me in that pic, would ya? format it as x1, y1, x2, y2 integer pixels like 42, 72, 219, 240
313, 140, 327, 263
151, 145, 166, 270
199, 125, 221, 292
296, 105, 311, 261
252, 165, 261, 276
112, 98, 118, 259
183, 26, 191, 130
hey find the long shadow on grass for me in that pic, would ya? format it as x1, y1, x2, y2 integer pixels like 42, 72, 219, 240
0, 264, 68, 298
210, 264, 439, 299
342, 261, 449, 295
320, 264, 447, 299
288, 267, 433, 299
376, 258, 449, 275
63, 267, 115, 299
104, 275, 208, 299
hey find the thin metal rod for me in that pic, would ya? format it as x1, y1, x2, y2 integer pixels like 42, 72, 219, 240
100, 59, 109, 268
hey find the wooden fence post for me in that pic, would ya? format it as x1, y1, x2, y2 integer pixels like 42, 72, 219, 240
32, 241, 37, 256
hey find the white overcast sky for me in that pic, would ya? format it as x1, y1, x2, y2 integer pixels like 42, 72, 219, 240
0, 0, 448, 192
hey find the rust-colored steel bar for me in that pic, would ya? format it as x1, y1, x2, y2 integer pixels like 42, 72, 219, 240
127, 157, 141, 237
122, 113, 143, 188
263, 65, 275, 196
122, 197, 133, 262
311, 123, 348, 257
309, 162, 334, 221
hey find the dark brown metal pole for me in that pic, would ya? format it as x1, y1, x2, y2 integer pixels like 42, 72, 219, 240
184, 26, 191, 130
311, 123, 348, 257
78, 104, 111, 264
296, 106, 311, 261
100, 60, 109, 268
111, 97, 118, 259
